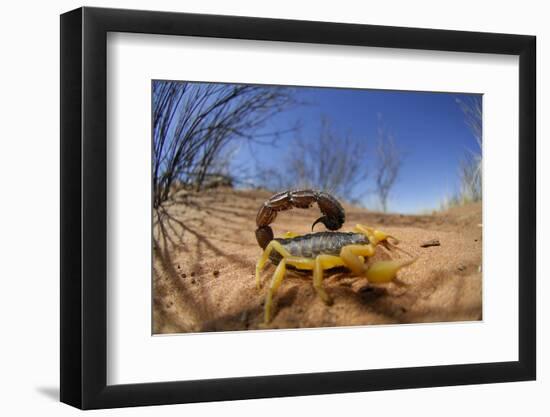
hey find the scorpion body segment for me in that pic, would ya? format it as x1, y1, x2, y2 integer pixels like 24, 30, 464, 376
255, 189, 345, 249
269, 232, 369, 265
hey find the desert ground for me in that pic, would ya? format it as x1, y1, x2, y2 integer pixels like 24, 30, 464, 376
153, 188, 482, 333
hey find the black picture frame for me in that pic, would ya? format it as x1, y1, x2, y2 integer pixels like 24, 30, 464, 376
60, 6, 536, 410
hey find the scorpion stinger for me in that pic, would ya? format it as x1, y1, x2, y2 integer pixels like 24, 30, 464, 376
311, 191, 345, 231
311, 214, 342, 231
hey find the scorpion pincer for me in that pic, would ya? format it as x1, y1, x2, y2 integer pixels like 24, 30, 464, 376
254, 189, 416, 324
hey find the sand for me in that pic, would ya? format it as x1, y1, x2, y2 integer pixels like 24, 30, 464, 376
152, 188, 482, 334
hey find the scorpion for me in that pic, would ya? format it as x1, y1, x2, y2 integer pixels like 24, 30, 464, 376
255, 189, 416, 323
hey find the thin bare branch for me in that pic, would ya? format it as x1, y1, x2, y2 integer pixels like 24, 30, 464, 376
374, 124, 402, 212
152, 81, 295, 207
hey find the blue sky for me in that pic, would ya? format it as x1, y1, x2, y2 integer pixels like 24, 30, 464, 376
231, 86, 481, 214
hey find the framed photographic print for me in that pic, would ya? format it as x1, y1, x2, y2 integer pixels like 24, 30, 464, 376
60, 6, 536, 410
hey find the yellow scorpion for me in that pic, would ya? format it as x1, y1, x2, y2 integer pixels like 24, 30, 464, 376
255, 189, 415, 323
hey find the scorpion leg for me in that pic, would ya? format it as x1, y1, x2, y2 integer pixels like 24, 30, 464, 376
267, 253, 349, 321
313, 255, 344, 305
264, 259, 287, 324
264, 255, 316, 323
256, 240, 312, 289
255, 241, 291, 289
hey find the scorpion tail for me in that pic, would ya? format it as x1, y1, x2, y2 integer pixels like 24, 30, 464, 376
255, 226, 274, 249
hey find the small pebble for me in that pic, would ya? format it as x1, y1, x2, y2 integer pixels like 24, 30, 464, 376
181, 273, 187, 278
191, 278, 196, 284
191, 271, 196, 277
458, 264, 467, 272
420, 239, 441, 248
213, 270, 220, 277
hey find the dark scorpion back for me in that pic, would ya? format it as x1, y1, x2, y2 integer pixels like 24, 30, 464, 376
269, 232, 369, 264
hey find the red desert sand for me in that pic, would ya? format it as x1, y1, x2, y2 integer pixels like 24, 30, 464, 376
153, 188, 482, 333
